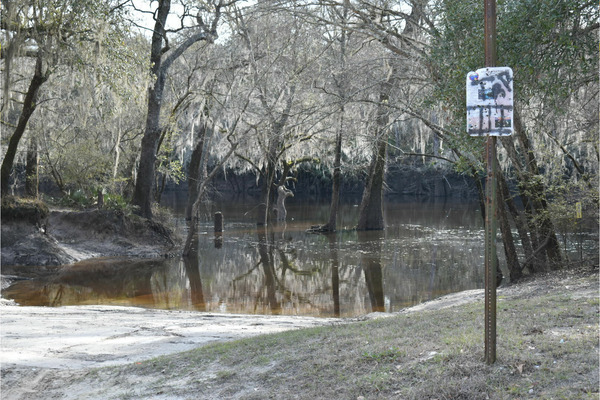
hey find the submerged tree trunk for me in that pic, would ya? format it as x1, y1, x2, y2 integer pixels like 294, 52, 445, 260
257, 226, 280, 314
256, 160, 277, 226
320, 1, 348, 233
1, 55, 47, 196
255, 91, 295, 226
182, 225, 206, 311
357, 81, 391, 231
183, 125, 236, 256
356, 132, 387, 230
326, 234, 341, 316
323, 122, 343, 231
355, 6, 405, 231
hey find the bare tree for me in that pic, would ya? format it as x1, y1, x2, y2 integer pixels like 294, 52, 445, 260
131, 0, 233, 218
230, 2, 326, 225
353, 0, 427, 230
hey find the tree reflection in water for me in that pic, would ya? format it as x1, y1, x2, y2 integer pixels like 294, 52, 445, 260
358, 231, 385, 313
183, 233, 206, 311
3, 201, 495, 317
257, 225, 281, 314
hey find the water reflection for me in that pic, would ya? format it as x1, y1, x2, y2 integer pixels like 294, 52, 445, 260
4, 258, 173, 307
257, 226, 279, 314
4, 200, 490, 317
183, 236, 206, 311
326, 234, 341, 317
358, 231, 385, 313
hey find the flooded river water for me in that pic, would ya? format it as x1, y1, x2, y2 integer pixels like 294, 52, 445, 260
5, 197, 490, 317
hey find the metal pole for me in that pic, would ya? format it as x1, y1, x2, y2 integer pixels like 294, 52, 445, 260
484, 0, 497, 365
484, 137, 497, 364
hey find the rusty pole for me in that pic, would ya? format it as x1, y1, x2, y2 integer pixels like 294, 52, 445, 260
484, 0, 498, 365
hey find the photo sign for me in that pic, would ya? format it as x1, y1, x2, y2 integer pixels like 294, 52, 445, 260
466, 67, 513, 136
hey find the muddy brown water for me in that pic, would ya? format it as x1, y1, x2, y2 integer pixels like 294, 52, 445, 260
6, 196, 595, 317
4, 198, 495, 317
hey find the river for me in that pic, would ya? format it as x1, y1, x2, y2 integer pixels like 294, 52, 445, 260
4, 195, 497, 317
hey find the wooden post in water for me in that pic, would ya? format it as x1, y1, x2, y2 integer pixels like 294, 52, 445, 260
484, 0, 498, 365
214, 211, 223, 248
214, 212, 223, 232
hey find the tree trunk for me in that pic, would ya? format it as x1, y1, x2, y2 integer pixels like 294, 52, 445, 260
521, 188, 547, 272
321, 1, 348, 232
513, 110, 562, 267
496, 168, 521, 281
182, 229, 206, 311
257, 226, 280, 314
132, 0, 218, 218
255, 85, 296, 226
1, 55, 47, 196
473, 168, 487, 223
357, 132, 387, 230
183, 127, 236, 257
182, 142, 208, 256
154, 173, 164, 204
357, 84, 391, 231
498, 171, 532, 277
112, 117, 123, 188
321, 111, 344, 232
257, 160, 277, 226
25, 135, 38, 198
131, 0, 171, 218
132, 125, 161, 218
274, 161, 294, 222
185, 123, 207, 222
500, 136, 545, 272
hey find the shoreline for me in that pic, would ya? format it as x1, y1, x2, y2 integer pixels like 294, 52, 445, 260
0, 286, 487, 371
3, 266, 591, 371
1, 266, 597, 400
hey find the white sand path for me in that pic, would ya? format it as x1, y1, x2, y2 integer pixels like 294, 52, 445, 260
0, 303, 337, 370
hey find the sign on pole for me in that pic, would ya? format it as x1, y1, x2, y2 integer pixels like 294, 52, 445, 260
466, 67, 514, 136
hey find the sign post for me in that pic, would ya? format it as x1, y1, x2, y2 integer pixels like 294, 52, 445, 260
466, 67, 514, 137
483, 0, 498, 366
465, 0, 514, 365
466, 65, 513, 364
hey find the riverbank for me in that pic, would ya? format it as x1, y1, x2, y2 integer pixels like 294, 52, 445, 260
1, 266, 597, 400
1, 203, 177, 270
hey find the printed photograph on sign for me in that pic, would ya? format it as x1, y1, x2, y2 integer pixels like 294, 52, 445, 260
466, 67, 514, 136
